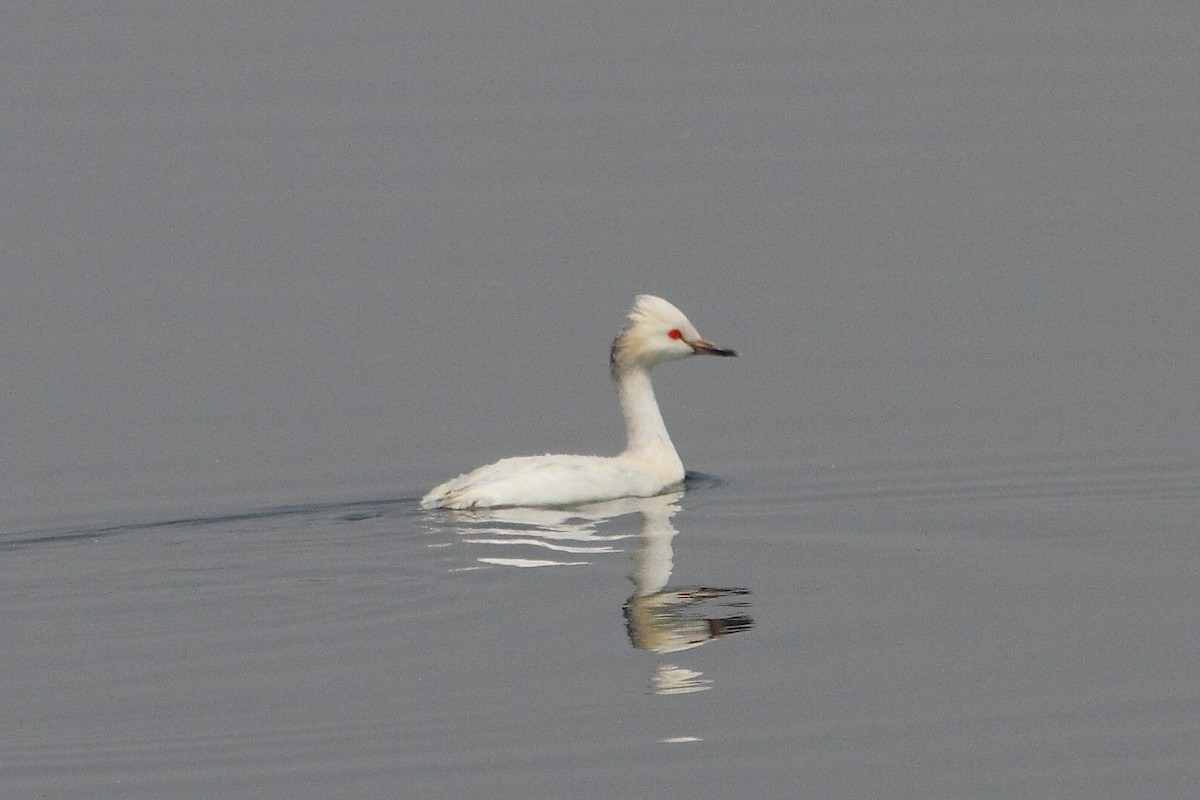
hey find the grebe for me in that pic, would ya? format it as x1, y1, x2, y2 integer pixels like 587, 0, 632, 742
421, 295, 735, 509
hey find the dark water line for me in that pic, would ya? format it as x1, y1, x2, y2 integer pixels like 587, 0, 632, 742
1, 496, 422, 550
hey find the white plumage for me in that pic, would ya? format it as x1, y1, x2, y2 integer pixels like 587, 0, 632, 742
421, 295, 736, 509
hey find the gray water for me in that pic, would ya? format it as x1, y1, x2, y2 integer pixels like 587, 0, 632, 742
3, 3, 1199, 798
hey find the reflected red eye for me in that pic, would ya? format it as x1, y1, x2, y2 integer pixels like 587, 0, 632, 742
667, 329, 683, 340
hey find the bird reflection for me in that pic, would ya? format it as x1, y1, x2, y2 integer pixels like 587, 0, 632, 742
622, 493, 753, 696
428, 489, 752, 693
429, 495, 652, 568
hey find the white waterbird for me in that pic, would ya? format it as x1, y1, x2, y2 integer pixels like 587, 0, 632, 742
421, 295, 736, 509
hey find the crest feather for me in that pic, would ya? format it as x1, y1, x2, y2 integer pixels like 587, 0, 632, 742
610, 294, 693, 376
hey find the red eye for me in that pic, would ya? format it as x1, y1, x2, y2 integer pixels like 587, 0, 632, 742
667, 328, 683, 340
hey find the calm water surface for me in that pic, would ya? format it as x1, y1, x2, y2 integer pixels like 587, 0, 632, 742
4, 2, 1199, 798
5, 457, 1198, 798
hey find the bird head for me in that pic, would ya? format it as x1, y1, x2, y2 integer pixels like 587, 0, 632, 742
610, 295, 736, 376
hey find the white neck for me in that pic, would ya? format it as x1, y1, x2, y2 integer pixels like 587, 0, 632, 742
615, 365, 680, 460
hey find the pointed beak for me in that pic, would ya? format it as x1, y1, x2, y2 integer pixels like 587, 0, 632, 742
689, 338, 737, 357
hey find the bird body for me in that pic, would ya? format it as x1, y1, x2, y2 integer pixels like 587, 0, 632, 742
421, 452, 680, 510
421, 295, 735, 510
